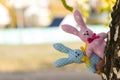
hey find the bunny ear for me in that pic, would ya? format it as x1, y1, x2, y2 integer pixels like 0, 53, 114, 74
74, 10, 87, 29
62, 24, 79, 36
53, 43, 73, 54
54, 58, 73, 67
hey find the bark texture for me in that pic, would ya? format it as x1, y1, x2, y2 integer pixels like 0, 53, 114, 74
101, 0, 120, 80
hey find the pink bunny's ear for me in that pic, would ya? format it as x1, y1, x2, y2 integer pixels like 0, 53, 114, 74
74, 10, 87, 29
62, 24, 79, 36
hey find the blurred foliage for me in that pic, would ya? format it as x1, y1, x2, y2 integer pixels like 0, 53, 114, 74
61, 0, 90, 18
98, 0, 116, 12
0, 0, 17, 28
61, 0, 116, 25
61, 0, 116, 13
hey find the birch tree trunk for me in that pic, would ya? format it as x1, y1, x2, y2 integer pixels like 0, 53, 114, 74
101, 0, 120, 80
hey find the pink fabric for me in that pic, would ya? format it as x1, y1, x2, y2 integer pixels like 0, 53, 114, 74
62, 10, 107, 59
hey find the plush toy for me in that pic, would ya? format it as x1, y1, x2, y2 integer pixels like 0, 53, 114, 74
61, 10, 107, 59
53, 43, 100, 73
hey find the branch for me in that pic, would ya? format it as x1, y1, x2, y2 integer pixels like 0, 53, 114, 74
61, 0, 73, 12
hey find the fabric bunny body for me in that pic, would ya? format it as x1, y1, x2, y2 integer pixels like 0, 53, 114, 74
86, 33, 106, 59
87, 53, 100, 73
62, 10, 107, 59
53, 43, 100, 73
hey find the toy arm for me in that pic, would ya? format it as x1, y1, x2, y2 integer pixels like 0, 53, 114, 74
53, 43, 73, 54
99, 32, 107, 39
86, 48, 93, 58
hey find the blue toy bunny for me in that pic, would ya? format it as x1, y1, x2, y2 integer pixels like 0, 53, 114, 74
53, 43, 100, 73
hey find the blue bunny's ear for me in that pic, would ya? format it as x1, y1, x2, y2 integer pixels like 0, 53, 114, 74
53, 43, 73, 54
54, 58, 73, 67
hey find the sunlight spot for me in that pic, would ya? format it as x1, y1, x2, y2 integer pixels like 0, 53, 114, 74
110, 73, 113, 78
118, 50, 120, 57
113, 67, 120, 79
114, 26, 119, 41
108, 31, 110, 41
118, 70, 120, 79
113, 67, 117, 74
116, 0, 120, 10
102, 73, 107, 79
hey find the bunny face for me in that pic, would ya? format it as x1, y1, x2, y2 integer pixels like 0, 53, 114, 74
78, 28, 94, 42
69, 49, 84, 63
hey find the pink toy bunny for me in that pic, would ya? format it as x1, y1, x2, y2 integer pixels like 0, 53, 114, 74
62, 10, 107, 59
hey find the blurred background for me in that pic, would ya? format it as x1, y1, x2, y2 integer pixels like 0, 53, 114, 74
0, 0, 113, 80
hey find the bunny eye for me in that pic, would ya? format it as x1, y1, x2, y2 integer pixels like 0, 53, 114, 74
82, 32, 86, 35
83, 33, 87, 35
75, 51, 78, 54
77, 54, 80, 56
82, 31, 89, 36
75, 51, 80, 57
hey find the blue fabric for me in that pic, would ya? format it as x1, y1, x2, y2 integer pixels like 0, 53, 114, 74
53, 43, 100, 73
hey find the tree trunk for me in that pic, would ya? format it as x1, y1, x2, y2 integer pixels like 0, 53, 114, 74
101, 0, 120, 80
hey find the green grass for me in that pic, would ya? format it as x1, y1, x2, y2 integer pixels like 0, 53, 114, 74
0, 42, 87, 72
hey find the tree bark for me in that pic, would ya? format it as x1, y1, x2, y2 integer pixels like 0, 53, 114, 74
101, 0, 120, 80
